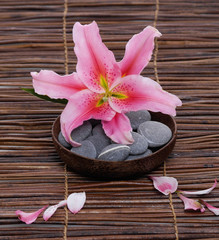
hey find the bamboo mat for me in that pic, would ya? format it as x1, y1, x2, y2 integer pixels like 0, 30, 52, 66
1, 0, 219, 239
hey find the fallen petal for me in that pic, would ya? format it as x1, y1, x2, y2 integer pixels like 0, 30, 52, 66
43, 200, 67, 221
102, 112, 134, 144
67, 192, 86, 214
57, 199, 68, 207
119, 25, 161, 76
149, 176, 178, 195
15, 205, 48, 224
178, 194, 205, 212
32, 70, 85, 100
43, 205, 58, 222
179, 179, 217, 195
199, 200, 219, 215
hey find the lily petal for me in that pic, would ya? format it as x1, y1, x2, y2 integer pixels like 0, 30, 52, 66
179, 179, 217, 195
119, 26, 161, 76
73, 21, 121, 93
149, 176, 178, 195
61, 89, 116, 146
199, 200, 219, 215
102, 112, 134, 144
67, 192, 86, 214
109, 75, 182, 116
32, 70, 85, 100
15, 205, 48, 224
178, 194, 205, 212
43, 200, 67, 221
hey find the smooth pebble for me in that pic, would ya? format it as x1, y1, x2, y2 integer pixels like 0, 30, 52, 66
71, 121, 92, 143
92, 124, 105, 136
138, 121, 172, 147
125, 149, 153, 160
126, 110, 151, 130
98, 144, 130, 162
58, 131, 71, 149
87, 134, 111, 156
129, 132, 148, 155
89, 119, 101, 127
70, 140, 96, 159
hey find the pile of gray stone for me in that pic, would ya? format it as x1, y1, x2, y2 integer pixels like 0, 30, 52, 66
58, 110, 172, 161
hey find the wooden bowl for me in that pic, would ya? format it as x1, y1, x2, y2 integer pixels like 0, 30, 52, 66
52, 112, 177, 180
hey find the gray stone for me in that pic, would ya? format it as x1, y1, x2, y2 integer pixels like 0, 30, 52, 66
58, 131, 71, 149
92, 124, 105, 136
98, 144, 130, 162
126, 110, 151, 130
87, 134, 111, 156
89, 119, 101, 127
71, 121, 92, 143
70, 140, 96, 159
128, 132, 148, 155
138, 121, 172, 147
125, 149, 153, 160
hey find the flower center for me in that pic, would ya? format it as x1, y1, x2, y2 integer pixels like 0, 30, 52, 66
96, 75, 128, 107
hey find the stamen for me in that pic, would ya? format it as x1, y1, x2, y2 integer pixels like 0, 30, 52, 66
100, 75, 108, 91
96, 98, 105, 107
111, 92, 128, 99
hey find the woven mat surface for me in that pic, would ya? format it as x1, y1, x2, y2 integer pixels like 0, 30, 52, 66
1, 0, 219, 239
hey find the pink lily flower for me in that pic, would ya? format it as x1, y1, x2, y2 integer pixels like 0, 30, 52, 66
179, 179, 217, 195
15, 205, 48, 224
178, 193, 205, 212
199, 200, 219, 215
149, 176, 178, 195
31, 21, 182, 146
